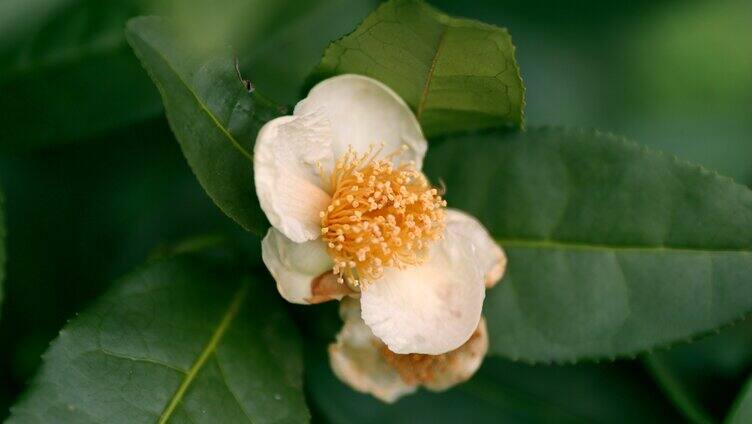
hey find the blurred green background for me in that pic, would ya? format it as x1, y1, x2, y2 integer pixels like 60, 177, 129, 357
0, 0, 750, 421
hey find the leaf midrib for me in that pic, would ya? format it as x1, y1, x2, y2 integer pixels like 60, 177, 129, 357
158, 283, 249, 423
127, 22, 253, 162
498, 238, 752, 254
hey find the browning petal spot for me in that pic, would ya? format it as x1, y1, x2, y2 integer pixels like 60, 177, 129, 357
305, 272, 354, 304
377, 329, 482, 385
319, 145, 446, 287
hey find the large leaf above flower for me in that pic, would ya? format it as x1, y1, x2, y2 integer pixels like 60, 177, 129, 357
424, 128, 752, 363
6, 253, 309, 423
126, 16, 281, 235
310, 0, 525, 137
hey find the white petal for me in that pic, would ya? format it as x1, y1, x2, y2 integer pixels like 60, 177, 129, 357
329, 299, 416, 403
445, 209, 507, 288
261, 228, 336, 304
254, 114, 333, 242
295, 74, 427, 169
424, 317, 489, 392
360, 223, 486, 355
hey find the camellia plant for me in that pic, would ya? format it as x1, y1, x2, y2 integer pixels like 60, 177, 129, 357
1, 0, 752, 422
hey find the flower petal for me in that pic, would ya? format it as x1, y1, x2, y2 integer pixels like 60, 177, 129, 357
329, 298, 416, 403
295, 74, 427, 168
424, 317, 489, 392
445, 209, 507, 288
261, 227, 341, 304
360, 221, 486, 355
254, 114, 333, 242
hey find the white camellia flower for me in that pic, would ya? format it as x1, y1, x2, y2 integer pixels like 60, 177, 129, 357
255, 74, 506, 356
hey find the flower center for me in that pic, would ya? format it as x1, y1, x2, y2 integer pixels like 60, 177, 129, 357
319, 145, 446, 288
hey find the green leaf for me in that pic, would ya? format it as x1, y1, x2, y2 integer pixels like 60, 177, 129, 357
645, 354, 715, 424
0, 184, 5, 312
645, 318, 752, 423
6, 253, 309, 423
0, 119, 258, 412
728, 374, 752, 424
424, 128, 752, 363
310, 0, 525, 137
0, 0, 161, 149
126, 16, 281, 234
306, 349, 680, 423
0, 0, 368, 150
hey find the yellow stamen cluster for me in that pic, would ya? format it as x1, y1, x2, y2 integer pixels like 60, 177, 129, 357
319, 144, 446, 288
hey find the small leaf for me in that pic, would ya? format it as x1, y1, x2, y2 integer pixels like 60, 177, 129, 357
310, 0, 525, 137
126, 16, 281, 234
424, 128, 752, 363
7, 253, 309, 423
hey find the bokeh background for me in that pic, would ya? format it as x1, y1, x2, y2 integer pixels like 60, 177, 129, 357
0, 0, 750, 421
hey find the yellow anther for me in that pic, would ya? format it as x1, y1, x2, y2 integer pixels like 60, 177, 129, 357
319, 144, 445, 285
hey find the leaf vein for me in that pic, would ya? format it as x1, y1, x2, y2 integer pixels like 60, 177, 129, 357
94, 348, 187, 374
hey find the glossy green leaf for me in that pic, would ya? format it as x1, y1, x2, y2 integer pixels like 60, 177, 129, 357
126, 16, 281, 234
310, 0, 525, 137
7, 253, 309, 423
424, 128, 752, 363
0, 0, 161, 149
306, 349, 680, 423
